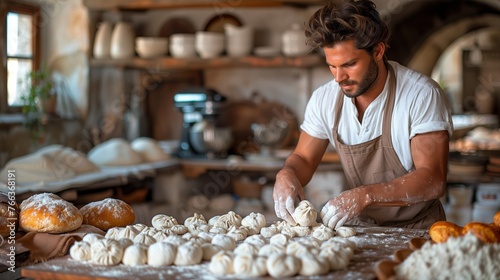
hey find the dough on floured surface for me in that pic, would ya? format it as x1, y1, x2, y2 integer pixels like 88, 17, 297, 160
233, 253, 267, 277
266, 253, 301, 278
122, 243, 148, 266
148, 242, 177, 266
88, 138, 143, 166
70, 241, 92, 262
174, 241, 203, 266
211, 234, 236, 251
151, 214, 178, 229
292, 200, 318, 227
298, 252, 330, 276
91, 239, 124, 266
131, 137, 169, 162
209, 251, 235, 275
336, 226, 357, 237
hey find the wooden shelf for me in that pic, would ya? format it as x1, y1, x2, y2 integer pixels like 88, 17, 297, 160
90, 54, 325, 70
83, 0, 326, 11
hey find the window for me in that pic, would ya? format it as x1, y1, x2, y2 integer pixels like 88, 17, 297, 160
0, 1, 40, 113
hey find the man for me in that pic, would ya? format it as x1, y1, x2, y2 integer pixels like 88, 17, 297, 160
273, 0, 453, 229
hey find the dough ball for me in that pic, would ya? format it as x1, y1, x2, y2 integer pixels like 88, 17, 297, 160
429, 221, 463, 243
298, 252, 329, 276
197, 232, 215, 242
233, 253, 267, 277
292, 200, 317, 227
151, 214, 178, 230
234, 243, 259, 255
174, 241, 203, 266
118, 225, 141, 240
213, 211, 242, 230
201, 243, 223, 261
266, 253, 301, 278
320, 245, 352, 270
281, 225, 297, 238
152, 229, 173, 242
241, 212, 266, 232
260, 226, 278, 238
170, 224, 188, 235
163, 235, 187, 246
336, 226, 357, 238
80, 198, 135, 231
70, 241, 92, 261
82, 233, 105, 244
270, 233, 289, 247
117, 238, 134, 250
19, 193, 82, 233
227, 226, 248, 242
208, 215, 220, 226
133, 232, 156, 246
187, 223, 210, 235
122, 243, 148, 266
0, 192, 19, 237
91, 239, 124, 266
131, 137, 169, 163
88, 138, 143, 166
258, 244, 285, 256
286, 241, 311, 257
244, 234, 267, 247
292, 226, 311, 237
148, 242, 177, 266
209, 227, 227, 234
131, 223, 148, 233
184, 213, 207, 227
211, 234, 236, 251
312, 224, 334, 241
209, 251, 235, 275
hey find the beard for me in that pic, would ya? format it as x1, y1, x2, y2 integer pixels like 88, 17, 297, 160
340, 58, 379, 98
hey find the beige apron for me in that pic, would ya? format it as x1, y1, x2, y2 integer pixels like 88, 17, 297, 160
332, 64, 445, 229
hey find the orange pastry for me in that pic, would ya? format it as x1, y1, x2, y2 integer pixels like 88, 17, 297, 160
429, 221, 462, 243
493, 211, 500, 227
462, 222, 499, 243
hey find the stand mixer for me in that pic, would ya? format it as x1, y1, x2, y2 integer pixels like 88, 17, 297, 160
174, 87, 233, 158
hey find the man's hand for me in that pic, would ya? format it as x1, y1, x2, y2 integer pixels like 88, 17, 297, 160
320, 189, 367, 229
273, 168, 305, 225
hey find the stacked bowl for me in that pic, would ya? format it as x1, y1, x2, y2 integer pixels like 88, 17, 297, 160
135, 37, 169, 58
195, 31, 225, 59
169, 34, 196, 58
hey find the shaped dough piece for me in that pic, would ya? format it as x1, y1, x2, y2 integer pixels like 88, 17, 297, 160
292, 200, 318, 227
118, 225, 141, 240
213, 211, 242, 230
336, 226, 357, 238
233, 253, 267, 277
152, 229, 173, 242
70, 241, 91, 261
174, 241, 203, 266
105, 227, 121, 240
260, 226, 279, 238
312, 224, 334, 241
19, 193, 82, 233
258, 244, 285, 256
286, 241, 311, 257
270, 233, 289, 247
244, 234, 267, 247
131, 137, 169, 162
133, 232, 156, 245
241, 212, 266, 232
299, 252, 330, 276
117, 238, 134, 250
211, 234, 236, 251
266, 253, 301, 278
91, 239, 124, 266
292, 226, 311, 237
122, 243, 148, 266
184, 213, 207, 227
163, 235, 187, 246
227, 225, 248, 242
88, 138, 143, 166
320, 246, 352, 271
234, 243, 259, 255
201, 243, 223, 261
82, 233, 105, 244
170, 224, 188, 235
209, 251, 235, 275
151, 214, 178, 229
148, 242, 177, 266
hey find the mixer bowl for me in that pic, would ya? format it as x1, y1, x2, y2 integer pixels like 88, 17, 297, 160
189, 120, 233, 155
251, 119, 288, 147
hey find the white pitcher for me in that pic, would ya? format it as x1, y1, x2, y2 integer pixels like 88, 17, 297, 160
224, 24, 253, 57
110, 22, 135, 59
281, 23, 310, 57
93, 22, 113, 58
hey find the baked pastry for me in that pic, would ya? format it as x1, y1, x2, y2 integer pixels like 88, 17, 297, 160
19, 193, 82, 233
462, 222, 499, 243
429, 221, 462, 243
80, 198, 135, 231
494, 211, 500, 227
0, 192, 19, 237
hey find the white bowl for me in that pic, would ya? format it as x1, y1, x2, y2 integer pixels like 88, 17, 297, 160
135, 37, 168, 58
169, 34, 196, 58
195, 31, 225, 58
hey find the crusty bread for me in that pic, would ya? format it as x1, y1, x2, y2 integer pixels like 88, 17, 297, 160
19, 193, 82, 233
429, 221, 462, 243
462, 222, 499, 243
494, 211, 500, 227
80, 198, 135, 231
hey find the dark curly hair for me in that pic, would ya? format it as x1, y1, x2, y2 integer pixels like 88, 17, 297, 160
305, 0, 390, 55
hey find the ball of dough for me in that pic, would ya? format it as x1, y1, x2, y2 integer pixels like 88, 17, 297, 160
88, 138, 143, 166
151, 214, 178, 230
266, 253, 301, 278
241, 212, 266, 232
270, 233, 289, 247
91, 239, 124, 266
133, 232, 156, 245
163, 235, 187, 246
233, 253, 267, 277
105, 227, 121, 239
152, 229, 173, 242
213, 211, 242, 230
80, 198, 135, 231
234, 243, 259, 255
201, 243, 223, 261
184, 213, 207, 227
260, 226, 278, 238
211, 234, 236, 251
70, 241, 92, 261
19, 193, 82, 233
209, 251, 235, 275
170, 224, 188, 235
258, 244, 285, 256
286, 241, 311, 257
298, 252, 329, 276
336, 226, 357, 238
118, 225, 141, 240
292, 226, 311, 237
117, 238, 134, 250
174, 241, 203, 266
131, 137, 169, 163
122, 243, 148, 266
312, 224, 334, 241
227, 226, 248, 242
429, 221, 462, 243
148, 242, 177, 266
320, 245, 352, 270
0, 192, 19, 237
82, 233, 105, 244
292, 200, 317, 227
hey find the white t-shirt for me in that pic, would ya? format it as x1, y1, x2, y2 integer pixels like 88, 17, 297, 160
301, 61, 453, 171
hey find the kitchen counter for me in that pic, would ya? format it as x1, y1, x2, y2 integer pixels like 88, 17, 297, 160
20, 226, 428, 280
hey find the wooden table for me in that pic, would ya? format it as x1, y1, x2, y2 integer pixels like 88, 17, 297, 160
21, 226, 428, 280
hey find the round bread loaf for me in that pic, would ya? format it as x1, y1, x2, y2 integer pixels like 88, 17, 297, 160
0, 192, 19, 237
462, 222, 499, 243
80, 198, 135, 231
19, 193, 82, 233
429, 221, 462, 243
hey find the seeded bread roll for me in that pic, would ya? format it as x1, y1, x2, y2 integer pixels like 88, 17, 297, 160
0, 192, 19, 237
80, 198, 135, 231
19, 193, 82, 233
429, 221, 462, 243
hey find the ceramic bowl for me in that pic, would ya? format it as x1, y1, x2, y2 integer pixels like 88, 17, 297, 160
135, 37, 169, 58
169, 34, 196, 58
195, 31, 225, 58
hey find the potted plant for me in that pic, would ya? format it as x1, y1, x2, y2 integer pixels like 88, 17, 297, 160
20, 66, 56, 141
